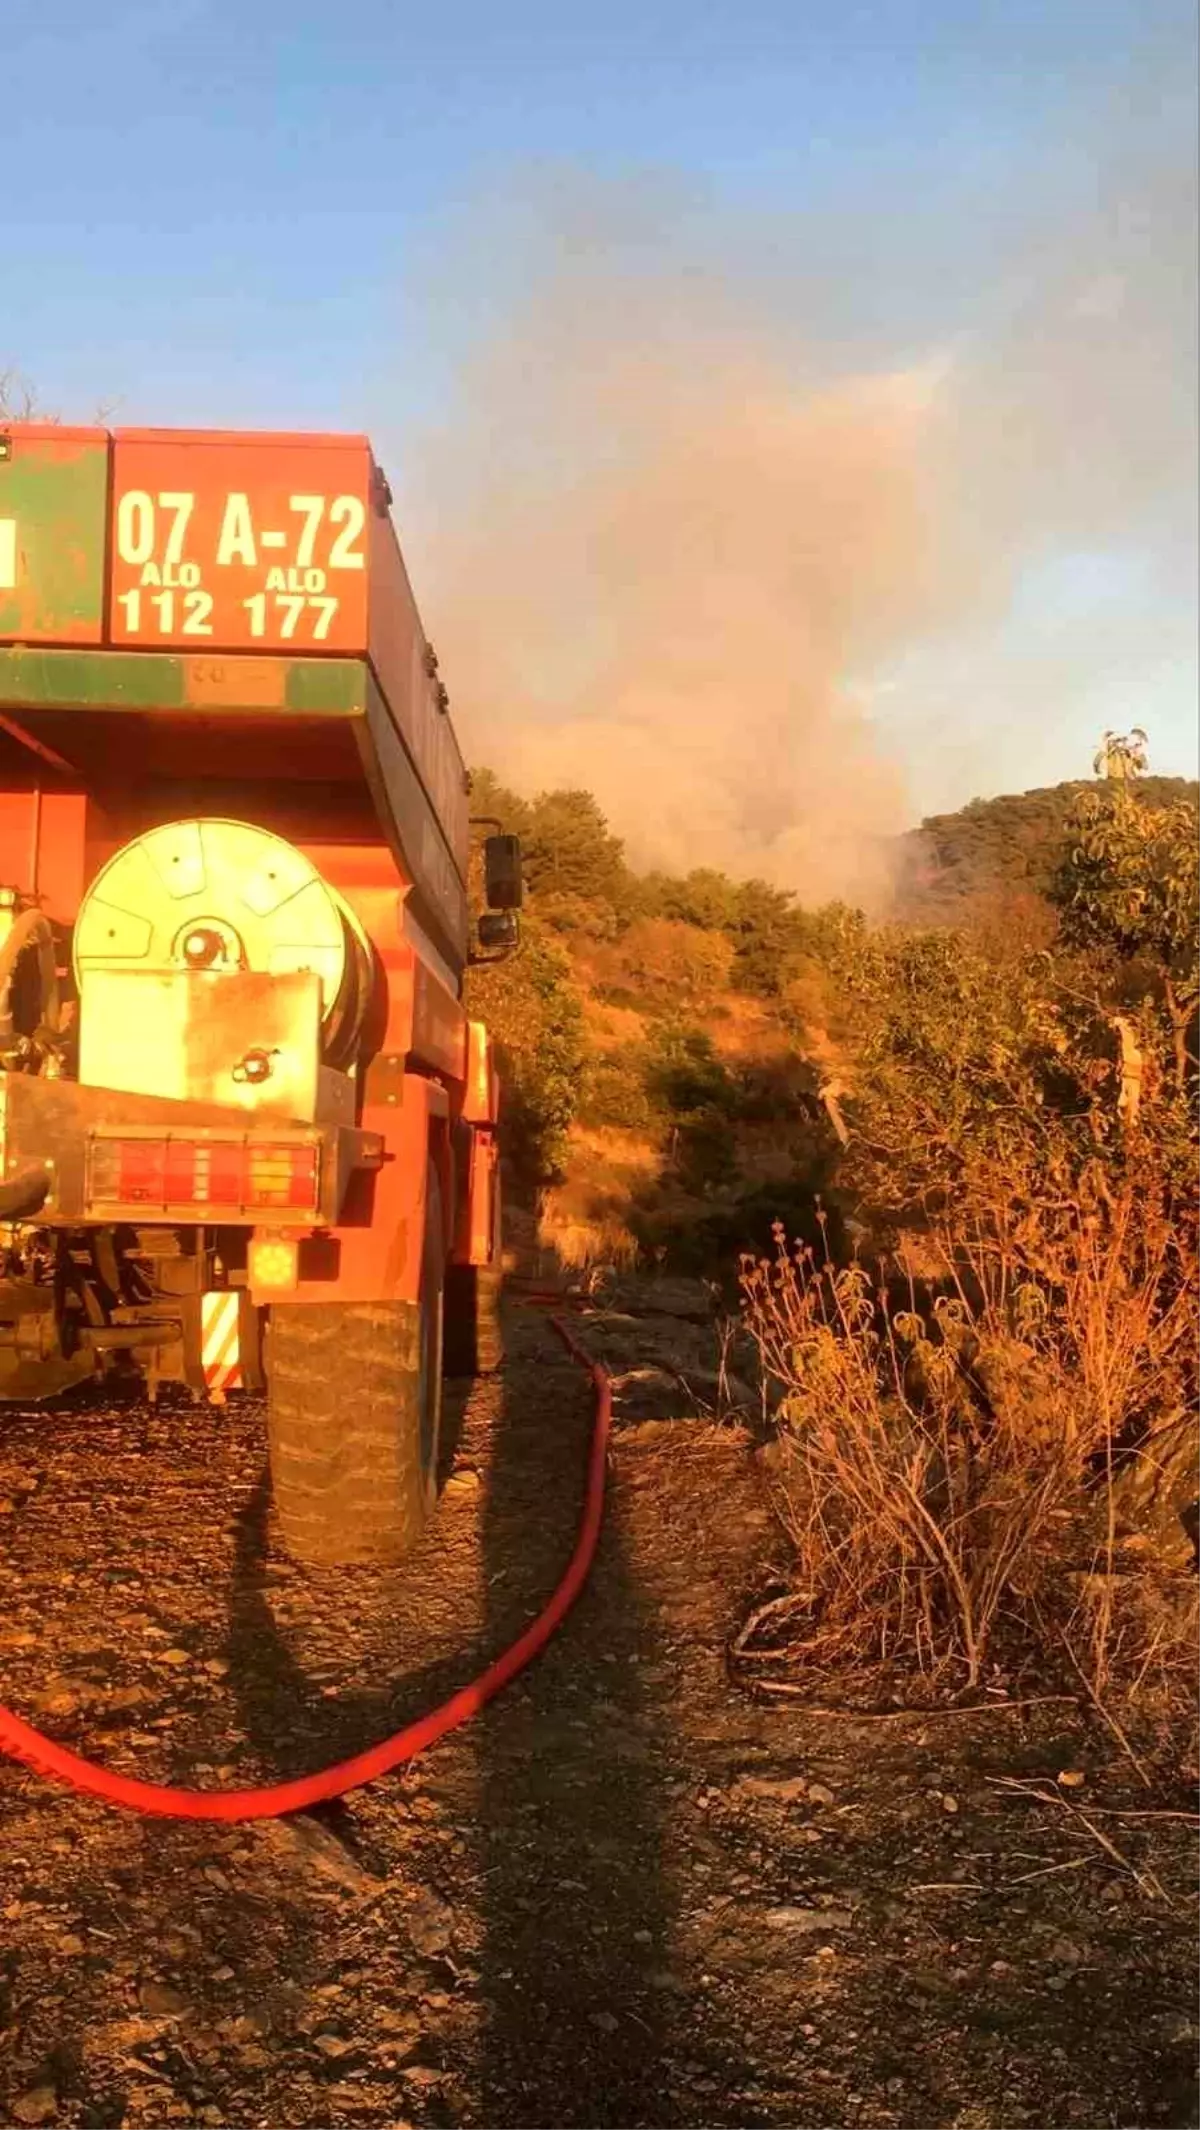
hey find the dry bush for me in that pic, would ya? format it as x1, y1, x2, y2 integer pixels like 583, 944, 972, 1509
536, 1127, 655, 1274
740, 1149, 1197, 1691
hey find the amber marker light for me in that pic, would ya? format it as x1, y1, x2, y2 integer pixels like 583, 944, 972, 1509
248, 1234, 300, 1292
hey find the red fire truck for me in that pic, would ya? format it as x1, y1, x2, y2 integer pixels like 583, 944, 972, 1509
0, 423, 520, 1567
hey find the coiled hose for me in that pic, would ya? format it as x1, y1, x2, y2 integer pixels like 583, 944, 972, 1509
0, 1316, 609, 1820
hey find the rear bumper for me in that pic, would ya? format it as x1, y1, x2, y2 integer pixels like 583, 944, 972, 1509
0, 1072, 382, 1228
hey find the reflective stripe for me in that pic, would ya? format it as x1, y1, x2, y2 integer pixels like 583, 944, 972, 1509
201, 1291, 242, 1391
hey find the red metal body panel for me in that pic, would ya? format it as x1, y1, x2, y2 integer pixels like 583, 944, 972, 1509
275, 1072, 448, 1308
461, 1021, 498, 1126
109, 432, 372, 654
455, 1129, 499, 1266
0, 426, 501, 1324
0, 787, 92, 921
367, 509, 470, 874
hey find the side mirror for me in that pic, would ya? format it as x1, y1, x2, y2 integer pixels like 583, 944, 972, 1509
477, 911, 520, 954
483, 834, 524, 911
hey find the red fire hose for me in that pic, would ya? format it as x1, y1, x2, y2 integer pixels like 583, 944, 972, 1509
0, 1317, 609, 1821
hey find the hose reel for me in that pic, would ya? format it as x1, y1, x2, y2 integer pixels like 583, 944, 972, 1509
73, 820, 375, 1071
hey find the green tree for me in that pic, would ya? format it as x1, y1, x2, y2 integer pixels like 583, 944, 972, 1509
728, 879, 811, 997
466, 767, 532, 840
469, 773, 635, 930
837, 925, 1086, 1224
642, 1024, 743, 1194
522, 789, 628, 906
648, 867, 741, 931
1051, 783, 1200, 1097
464, 920, 584, 1191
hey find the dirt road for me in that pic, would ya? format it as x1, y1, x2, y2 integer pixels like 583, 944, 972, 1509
0, 1303, 1196, 2128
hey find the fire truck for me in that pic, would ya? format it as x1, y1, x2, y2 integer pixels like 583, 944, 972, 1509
0, 424, 521, 1567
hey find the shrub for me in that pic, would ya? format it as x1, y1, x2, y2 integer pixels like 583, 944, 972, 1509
740, 1137, 1197, 1689
579, 1052, 656, 1135
464, 920, 585, 1191
616, 917, 734, 1009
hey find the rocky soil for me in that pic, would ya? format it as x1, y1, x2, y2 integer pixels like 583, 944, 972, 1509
0, 1290, 1196, 2129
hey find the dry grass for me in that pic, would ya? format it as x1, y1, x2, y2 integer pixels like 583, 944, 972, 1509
739, 1157, 1197, 1695
579, 995, 650, 1049
705, 994, 786, 1060
536, 1125, 659, 1272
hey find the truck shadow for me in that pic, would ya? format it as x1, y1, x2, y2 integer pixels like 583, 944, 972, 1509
223, 1301, 698, 2125
470, 1304, 684, 2127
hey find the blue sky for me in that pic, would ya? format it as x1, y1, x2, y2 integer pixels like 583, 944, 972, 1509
4, 0, 1197, 869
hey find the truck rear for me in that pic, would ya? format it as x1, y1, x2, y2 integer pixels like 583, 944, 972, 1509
0, 423, 521, 1566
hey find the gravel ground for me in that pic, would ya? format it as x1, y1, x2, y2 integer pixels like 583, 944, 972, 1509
0, 1298, 1196, 2130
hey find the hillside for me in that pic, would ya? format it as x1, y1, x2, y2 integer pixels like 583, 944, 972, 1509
464, 766, 1199, 1278
896, 775, 1197, 919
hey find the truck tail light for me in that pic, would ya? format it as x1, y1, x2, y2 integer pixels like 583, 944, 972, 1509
87, 1135, 320, 1216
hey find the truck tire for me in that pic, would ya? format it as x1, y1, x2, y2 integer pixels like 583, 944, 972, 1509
266, 1161, 445, 1567
444, 1171, 504, 1377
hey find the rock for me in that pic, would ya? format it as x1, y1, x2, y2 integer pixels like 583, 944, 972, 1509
33, 1682, 80, 1718
377, 2007, 422, 2050
611, 1365, 679, 1397
734, 1773, 809, 1804
444, 1469, 481, 1498
1056, 1769, 1087, 1788
942, 1793, 960, 1815
679, 1369, 758, 1411
765, 1905, 852, 1933
256, 1814, 378, 1893
590, 2010, 620, 2034
105, 1684, 152, 1712
204, 1658, 231, 1678
57, 1933, 86, 1956
160, 1648, 191, 1667
407, 1889, 454, 1957
11, 2088, 57, 2125
139, 1981, 190, 2017
313, 2029, 353, 2058
806, 1782, 836, 1807
635, 1278, 714, 1323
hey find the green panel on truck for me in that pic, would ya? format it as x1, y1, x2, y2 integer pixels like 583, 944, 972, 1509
0, 428, 109, 645
0, 646, 366, 716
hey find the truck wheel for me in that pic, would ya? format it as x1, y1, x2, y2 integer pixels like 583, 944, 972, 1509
444, 1171, 504, 1377
266, 1161, 445, 1566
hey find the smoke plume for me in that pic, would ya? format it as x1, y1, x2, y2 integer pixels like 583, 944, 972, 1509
402, 57, 1195, 902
